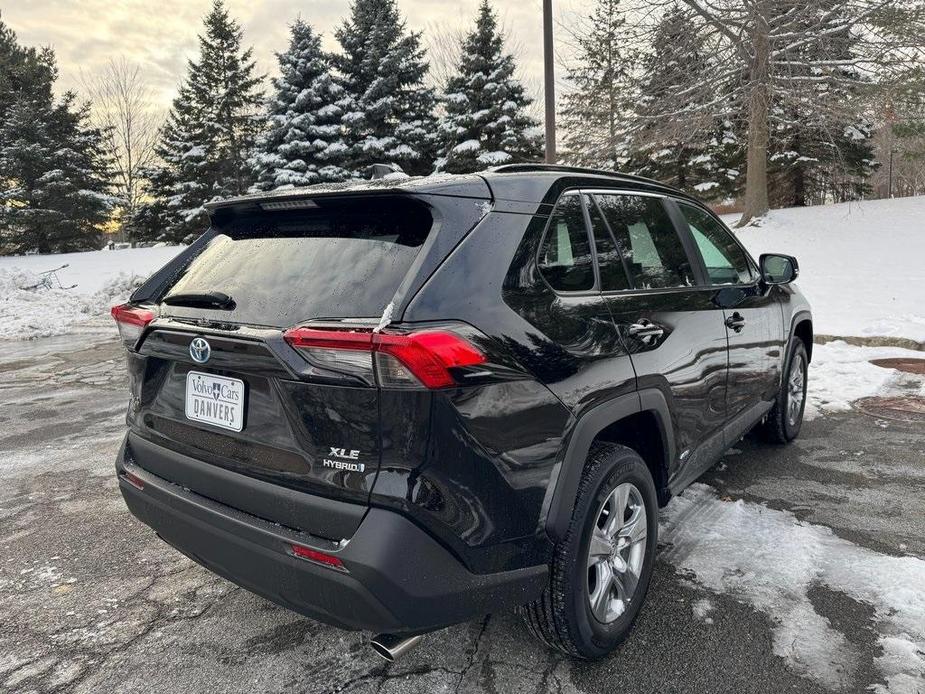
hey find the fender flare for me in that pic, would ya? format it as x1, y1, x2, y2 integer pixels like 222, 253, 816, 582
541, 389, 676, 542
789, 310, 813, 360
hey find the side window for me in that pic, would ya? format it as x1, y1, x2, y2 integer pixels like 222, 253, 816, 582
680, 204, 756, 285
594, 194, 695, 290
537, 194, 595, 292
584, 194, 631, 291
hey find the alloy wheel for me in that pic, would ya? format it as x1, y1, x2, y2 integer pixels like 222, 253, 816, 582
787, 353, 806, 427
586, 482, 648, 624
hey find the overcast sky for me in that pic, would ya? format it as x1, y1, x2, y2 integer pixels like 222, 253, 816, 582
3, 0, 585, 112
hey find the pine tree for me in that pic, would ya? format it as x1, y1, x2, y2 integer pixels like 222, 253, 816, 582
627, 6, 744, 200
435, 0, 542, 173
250, 19, 350, 190
141, 0, 263, 242
0, 16, 112, 253
333, 0, 435, 175
0, 14, 55, 127
560, 0, 633, 168
0, 95, 113, 253
767, 4, 875, 206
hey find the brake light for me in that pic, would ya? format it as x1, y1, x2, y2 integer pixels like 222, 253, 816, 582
289, 543, 346, 572
111, 303, 155, 349
283, 326, 487, 389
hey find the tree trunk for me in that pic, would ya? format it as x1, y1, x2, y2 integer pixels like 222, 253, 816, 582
738, 10, 771, 227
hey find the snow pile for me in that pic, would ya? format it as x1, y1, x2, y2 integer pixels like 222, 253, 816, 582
0, 269, 149, 340
662, 484, 925, 692
0, 246, 182, 340
728, 195, 925, 343
805, 341, 925, 419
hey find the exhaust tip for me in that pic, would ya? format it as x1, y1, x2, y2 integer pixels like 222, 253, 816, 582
370, 633, 423, 662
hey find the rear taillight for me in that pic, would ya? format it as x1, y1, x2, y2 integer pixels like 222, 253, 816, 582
283, 326, 487, 389
111, 303, 155, 349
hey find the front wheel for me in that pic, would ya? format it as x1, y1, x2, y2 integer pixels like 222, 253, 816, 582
761, 339, 809, 443
520, 443, 658, 659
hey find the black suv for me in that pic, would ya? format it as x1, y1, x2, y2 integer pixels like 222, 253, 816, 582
112, 165, 812, 660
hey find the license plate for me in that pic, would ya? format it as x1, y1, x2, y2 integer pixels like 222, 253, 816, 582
185, 371, 245, 432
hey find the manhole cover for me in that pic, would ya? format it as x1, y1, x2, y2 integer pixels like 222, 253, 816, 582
854, 396, 925, 423
869, 357, 925, 374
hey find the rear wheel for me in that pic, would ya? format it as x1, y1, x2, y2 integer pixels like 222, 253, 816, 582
761, 339, 809, 443
520, 443, 658, 659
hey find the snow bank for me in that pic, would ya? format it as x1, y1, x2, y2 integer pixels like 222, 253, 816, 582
805, 341, 925, 419
0, 246, 182, 340
0, 246, 181, 296
726, 195, 925, 343
662, 484, 925, 692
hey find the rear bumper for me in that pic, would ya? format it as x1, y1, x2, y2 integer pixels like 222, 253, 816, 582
116, 436, 547, 634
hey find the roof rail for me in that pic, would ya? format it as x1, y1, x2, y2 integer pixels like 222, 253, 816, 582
489, 163, 664, 186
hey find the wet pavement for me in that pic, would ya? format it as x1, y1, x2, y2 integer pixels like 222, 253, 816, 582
1, 327, 923, 694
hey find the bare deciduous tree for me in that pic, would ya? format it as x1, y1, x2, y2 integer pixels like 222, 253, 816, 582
81, 58, 162, 241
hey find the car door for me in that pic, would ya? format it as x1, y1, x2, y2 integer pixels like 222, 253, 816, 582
673, 201, 784, 433
505, 190, 636, 414
588, 191, 729, 491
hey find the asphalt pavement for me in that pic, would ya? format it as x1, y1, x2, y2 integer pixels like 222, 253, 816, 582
1, 328, 922, 694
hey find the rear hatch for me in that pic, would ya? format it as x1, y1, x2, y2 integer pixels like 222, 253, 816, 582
117, 189, 490, 540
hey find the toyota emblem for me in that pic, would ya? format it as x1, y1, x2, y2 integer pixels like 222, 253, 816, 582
189, 337, 211, 364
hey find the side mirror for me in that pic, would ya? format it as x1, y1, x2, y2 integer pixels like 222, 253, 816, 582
760, 253, 799, 285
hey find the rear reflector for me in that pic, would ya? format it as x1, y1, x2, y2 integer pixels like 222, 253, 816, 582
111, 303, 155, 349
283, 326, 486, 389
289, 543, 347, 571
121, 471, 145, 490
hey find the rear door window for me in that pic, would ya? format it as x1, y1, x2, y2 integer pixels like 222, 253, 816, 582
161, 198, 432, 328
585, 194, 631, 292
594, 193, 695, 289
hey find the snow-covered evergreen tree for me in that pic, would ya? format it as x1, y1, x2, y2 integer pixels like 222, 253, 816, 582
140, 0, 263, 242
0, 17, 112, 253
767, 3, 875, 206
0, 15, 55, 129
560, 0, 633, 168
250, 19, 350, 190
435, 0, 542, 173
627, 6, 744, 200
333, 0, 436, 175
0, 94, 113, 253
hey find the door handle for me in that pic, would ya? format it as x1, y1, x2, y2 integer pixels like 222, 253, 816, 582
725, 312, 746, 332
628, 320, 665, 344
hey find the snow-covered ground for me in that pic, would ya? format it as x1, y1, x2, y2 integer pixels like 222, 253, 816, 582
0, 246, 182, 340
728, 195, 925, 344
662, 484, 925, 693
806, 340, 925, 419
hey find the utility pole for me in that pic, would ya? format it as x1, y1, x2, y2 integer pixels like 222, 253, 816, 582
888, 147, 895, 198
543, 0, 556, 164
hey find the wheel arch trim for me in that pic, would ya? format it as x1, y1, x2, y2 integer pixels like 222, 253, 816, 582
541, 389, 676, 542
789, 311, 813, 362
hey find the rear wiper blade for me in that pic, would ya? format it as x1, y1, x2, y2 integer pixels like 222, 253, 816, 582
162, 291, 236, 310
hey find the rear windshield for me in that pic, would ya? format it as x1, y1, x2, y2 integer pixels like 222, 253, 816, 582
161, 197, 432, 328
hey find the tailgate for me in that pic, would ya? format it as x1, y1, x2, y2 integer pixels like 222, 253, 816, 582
127, 328, 378, 539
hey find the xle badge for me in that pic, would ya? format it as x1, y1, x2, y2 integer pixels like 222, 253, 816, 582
322, 447, 365, 472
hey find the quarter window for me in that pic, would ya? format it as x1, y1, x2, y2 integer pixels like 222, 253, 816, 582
537, 194, 595, 292
594, 194, 695, 290
680, 204, 756, 285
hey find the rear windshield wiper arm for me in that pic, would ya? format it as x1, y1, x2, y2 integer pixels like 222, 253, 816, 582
162, 291, 236, 310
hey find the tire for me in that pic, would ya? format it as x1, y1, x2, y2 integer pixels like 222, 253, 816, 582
761, 339, 809, 444
520, 443, 658, 659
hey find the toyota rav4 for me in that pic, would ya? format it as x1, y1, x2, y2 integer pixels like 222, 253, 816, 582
112, 164, 812, 660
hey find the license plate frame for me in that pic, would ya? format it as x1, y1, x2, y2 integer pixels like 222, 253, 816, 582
185, 370, 245, 432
